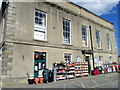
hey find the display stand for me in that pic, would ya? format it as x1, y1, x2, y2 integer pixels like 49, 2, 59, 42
53, 62, 66, 80
74, 62, 83, 77
81, 62, 89, 76
53, 61, 89, 81
66, 63, 75, 79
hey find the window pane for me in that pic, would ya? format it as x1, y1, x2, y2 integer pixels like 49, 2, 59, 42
35, 17, 39, 24
35, 11, 39, 16
39, 12, 42, 18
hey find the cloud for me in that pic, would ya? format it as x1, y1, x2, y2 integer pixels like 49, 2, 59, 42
69, 0, 119, 15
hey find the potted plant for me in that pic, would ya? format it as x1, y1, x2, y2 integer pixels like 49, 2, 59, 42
26, 72, 34, 85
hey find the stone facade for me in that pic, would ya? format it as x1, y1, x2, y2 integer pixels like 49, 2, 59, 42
0, 1, 118, 81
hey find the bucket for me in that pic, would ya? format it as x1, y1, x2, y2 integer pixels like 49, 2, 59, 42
28, 78, 34, 85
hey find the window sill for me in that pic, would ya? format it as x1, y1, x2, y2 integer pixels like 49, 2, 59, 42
63, 43, 73, 46
34, 39, 48, 43
97, 48, 102, 50
82, 46, 89, 48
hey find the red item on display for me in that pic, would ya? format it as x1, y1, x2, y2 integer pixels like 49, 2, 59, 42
93, 69, 99, 75
35, 54, 39, 58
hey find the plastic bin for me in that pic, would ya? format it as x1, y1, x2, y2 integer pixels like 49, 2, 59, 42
43, 69, 49, 83
48, 70, 53, 82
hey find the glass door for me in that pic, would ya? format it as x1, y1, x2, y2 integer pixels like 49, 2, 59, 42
34, 52, 46, 78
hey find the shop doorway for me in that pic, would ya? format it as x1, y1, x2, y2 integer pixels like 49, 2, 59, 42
34, 52, 46, 78
85, 56, 91, 75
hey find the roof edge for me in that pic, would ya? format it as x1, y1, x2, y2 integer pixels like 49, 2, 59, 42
68, 1, 113, 25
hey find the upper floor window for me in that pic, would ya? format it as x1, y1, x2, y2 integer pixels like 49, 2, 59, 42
109, 56, 112, 63
106, 34, 111, 50
96, 30, 101, 49
34, 9, 47, 41
63, 19, 71, 44
82, 25, 87, 47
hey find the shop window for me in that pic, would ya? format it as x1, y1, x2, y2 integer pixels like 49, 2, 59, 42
64, 53, 72, 63
82, 25, 88, 47
63, 19, 71, 44
34, 9, 47, 41
106, 34, 111, 50
96, 30, 101, 49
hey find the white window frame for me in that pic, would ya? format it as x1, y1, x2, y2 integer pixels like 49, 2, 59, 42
96, 30, 101, 49
63, 19, 71, 45
64, 53, 72, 63
34, 9, 47, 41
82, 25, 88, 47
106, 34, 111, 50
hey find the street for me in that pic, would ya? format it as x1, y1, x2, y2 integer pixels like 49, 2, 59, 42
2, 73, 119, 89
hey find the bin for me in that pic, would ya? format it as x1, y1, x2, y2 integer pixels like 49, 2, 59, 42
48, 70, 53, 82
28, 78, 34, 85
43, 69, 49, 83
52, 68, 57, 82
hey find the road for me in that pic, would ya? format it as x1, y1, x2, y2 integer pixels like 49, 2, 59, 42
2, 73, 119, 89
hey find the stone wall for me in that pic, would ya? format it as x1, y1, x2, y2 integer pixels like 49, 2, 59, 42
2, 1, 16, 79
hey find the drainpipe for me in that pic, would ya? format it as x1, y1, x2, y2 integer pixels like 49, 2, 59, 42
89, 26, 95, 70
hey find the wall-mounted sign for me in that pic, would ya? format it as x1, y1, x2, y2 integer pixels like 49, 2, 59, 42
76, 57, 82, 62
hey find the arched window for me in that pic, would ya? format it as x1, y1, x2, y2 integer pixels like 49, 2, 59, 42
94, 57, 98, 64
76, 57, 82, 62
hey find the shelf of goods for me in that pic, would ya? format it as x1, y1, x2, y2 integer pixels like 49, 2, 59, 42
74, 62, 83, 77
53, 62, 66, 80
66, 63, 75, 79
81, 62, 89, 76
74, 62, 89, 77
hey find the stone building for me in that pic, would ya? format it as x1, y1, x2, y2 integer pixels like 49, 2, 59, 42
0, 0, 117, 84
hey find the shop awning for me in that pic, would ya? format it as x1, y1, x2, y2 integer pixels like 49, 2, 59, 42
81, 50, 94, 54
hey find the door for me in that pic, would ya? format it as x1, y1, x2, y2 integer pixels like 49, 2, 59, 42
34, 52, 46, 78
85, 56, 91, 75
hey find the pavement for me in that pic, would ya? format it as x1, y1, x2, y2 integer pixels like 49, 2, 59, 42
1, 73, 119, 89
